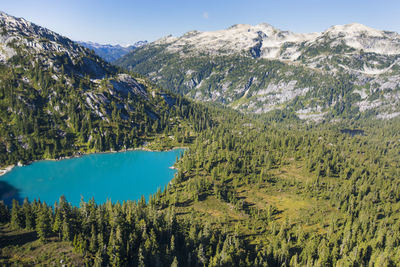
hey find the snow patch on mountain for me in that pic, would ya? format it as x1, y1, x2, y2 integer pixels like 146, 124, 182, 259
377, 111, 400, 119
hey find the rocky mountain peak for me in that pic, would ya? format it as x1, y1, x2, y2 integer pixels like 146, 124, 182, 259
0, 11, 75, 47
325, 22, 384, 37
321, 22, 400, 55
0, 10, 87, 64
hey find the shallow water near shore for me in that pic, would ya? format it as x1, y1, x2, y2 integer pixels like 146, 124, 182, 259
0, 149, 183, 206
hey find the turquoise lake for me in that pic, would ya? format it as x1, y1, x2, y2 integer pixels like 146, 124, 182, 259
0, 149, 183, 206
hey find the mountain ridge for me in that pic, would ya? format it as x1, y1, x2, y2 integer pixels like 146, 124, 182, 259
78, 40, 148, 62
116, 21, 400, 121
152, 22, 400, 59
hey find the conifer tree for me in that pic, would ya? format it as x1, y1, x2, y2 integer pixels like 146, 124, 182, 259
23, 198, 35, 230
36, 204, 52, 243
10, 199, 24, 229
0, 201, 9, 223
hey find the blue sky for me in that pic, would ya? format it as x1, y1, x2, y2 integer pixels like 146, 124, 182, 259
1, 0, 399, 45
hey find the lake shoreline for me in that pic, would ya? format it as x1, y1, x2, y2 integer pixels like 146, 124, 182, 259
0, 165, 15, 177
0, 147, 184, 206
0, 145, 187, 177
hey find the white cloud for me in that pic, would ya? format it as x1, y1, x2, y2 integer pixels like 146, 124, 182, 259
203, 11, 209, 19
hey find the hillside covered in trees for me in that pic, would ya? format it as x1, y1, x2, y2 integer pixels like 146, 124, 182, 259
2, 106, 400, 265
0, 12, 212, 167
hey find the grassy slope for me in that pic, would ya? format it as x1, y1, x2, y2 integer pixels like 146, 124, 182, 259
170, 157, 343, 244
0, 224, 83, 265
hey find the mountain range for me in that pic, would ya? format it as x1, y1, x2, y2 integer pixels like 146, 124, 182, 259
78, 40, 148, 62
116, 22, 400, 121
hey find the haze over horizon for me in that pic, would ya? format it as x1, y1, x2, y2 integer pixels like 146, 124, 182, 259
1, 0, 399, 46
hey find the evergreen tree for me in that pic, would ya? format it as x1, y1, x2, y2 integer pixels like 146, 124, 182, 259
0, 201, 10, 223
10, 199, 24, 229
23, 198, 35, 230
36, 204, 52, 243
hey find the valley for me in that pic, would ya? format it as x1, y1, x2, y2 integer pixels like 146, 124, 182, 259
78, 41, 148, 62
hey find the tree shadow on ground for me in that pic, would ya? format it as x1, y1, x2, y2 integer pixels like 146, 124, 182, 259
0, 226, 38, 249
